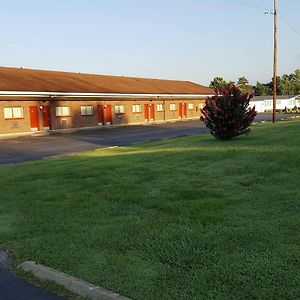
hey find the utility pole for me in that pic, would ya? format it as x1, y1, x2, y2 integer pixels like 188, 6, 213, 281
272, 0, 277, 123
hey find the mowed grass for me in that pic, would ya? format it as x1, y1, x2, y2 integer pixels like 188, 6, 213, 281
1, 120, 300, 300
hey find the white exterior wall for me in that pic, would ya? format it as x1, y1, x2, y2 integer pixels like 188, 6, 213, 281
264, 99, 293, 111
250, 101, 265, 113
251, 96, 299, 112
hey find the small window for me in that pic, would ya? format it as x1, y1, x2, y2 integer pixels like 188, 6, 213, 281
56, 106, 70, 117
157, 104, 164, 112
81, 105, 93, 115
132, 104, 141, 113
288, 99, 296, 106
198, 103, 204, 109
188, 103, 194, 110
4, 107, 24, 119
170, 103, 177, 111
265, 100, 272, 107
115, 105, 125, 114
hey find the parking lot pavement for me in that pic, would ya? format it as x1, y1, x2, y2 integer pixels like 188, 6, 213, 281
0, 121, 207, 164
0, 267, 65, 300
0, 113, 298, 164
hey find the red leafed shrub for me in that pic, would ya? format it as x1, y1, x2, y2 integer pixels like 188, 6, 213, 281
201, 85, 257, 140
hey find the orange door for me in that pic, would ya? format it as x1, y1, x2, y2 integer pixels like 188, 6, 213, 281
183, 103, 187, 118
42, 106, 51, 129
150, 104, 155, 121
179, 103, 183, 118
98, 105, 104, 125
29, 106, 39, 131
106, 105, 112, 124
144, 104, 149, 121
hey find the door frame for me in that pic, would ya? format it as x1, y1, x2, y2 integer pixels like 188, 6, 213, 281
29, 106, 39, 131
150, 103, 155, 121
98, 104, 104, 125
183, 103, 187, 118
179, 103, 187, 118
42, 105, 51, 130
144, 103, 149, 121
106, 104, 112, 125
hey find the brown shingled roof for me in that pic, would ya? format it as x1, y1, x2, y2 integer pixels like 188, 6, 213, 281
0, 66, 213, 95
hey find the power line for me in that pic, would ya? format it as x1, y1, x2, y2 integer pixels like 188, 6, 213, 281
230, 0, 271, 11
230, 0, 300, 39
278, 11, 300, 38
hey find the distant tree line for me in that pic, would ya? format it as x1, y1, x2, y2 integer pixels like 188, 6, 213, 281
209, 69, 300, 96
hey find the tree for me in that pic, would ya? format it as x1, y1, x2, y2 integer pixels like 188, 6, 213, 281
201, 85, 257, 140
267, 76, 282, 95
293, 69, 300, 94
237, 76, 248, 86
209, 77, 228, 91
254, 82, 268, 96
209, 69, 300, 98
237, 76, 252, 94
294, 69, 300, 81
280, 74, 295, 95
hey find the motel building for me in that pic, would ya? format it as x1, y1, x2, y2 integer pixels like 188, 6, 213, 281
0, 67, 214, 137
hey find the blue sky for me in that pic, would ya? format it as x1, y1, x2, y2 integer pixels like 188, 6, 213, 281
0, 0, 299, 85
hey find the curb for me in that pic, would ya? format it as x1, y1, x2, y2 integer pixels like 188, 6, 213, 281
0, 131, 49, 140
18, 261, 130, 300
0, 249, 13, 269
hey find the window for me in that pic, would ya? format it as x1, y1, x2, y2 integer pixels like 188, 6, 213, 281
56, 106, 70, 116
188, 103, 194, 110
170, 103, 177, 111
81, 105, 93, 115
4, 107, 24, 119
198, 103, 204, 109
157, 104, 164, 112
115, 105, 125, 114
288, 99, 296, 106
132, 104, 141, 113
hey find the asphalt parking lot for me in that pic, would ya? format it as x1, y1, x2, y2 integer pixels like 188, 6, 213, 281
0, 113, 297, 164
0, 267, 65, 300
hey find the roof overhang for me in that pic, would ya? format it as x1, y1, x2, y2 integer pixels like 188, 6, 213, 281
0, 91, 213, 99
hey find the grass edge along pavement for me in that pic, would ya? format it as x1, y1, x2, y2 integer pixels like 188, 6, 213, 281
18, 261, 130, 300
0, 120, 300, 300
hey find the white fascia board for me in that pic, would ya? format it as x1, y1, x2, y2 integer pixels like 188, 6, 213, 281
0, 91, 213, 98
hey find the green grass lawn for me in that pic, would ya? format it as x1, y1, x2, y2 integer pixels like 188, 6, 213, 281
1, 120, 300, 300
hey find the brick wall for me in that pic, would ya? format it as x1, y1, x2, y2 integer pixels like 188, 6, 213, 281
0, 97, 208, 134
0, 100, 40, 134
